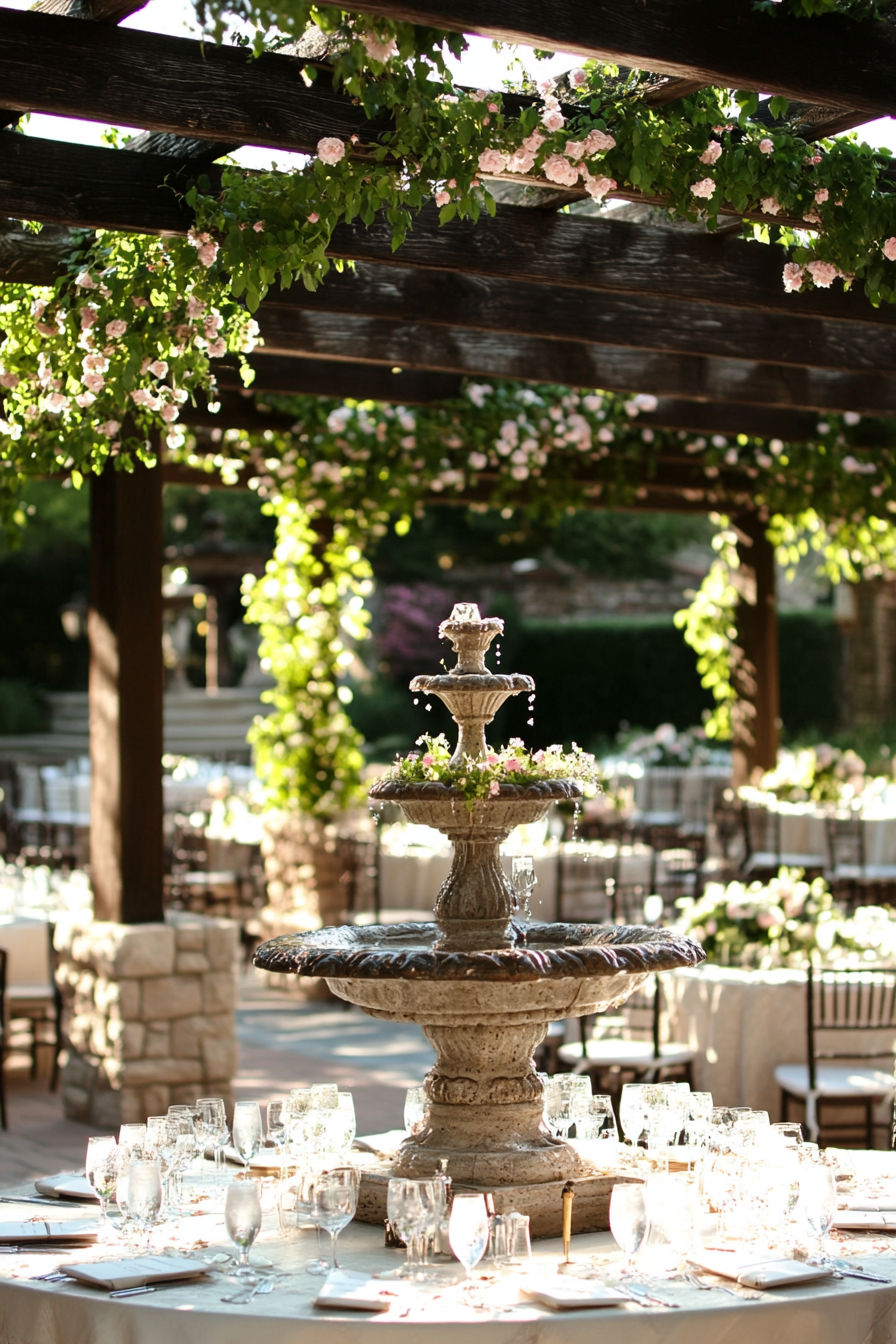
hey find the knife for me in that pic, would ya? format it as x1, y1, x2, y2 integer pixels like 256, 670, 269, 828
0, 1196, 64, 1208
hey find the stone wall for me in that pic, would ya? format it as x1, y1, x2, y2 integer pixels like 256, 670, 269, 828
55, 911, 239, 1128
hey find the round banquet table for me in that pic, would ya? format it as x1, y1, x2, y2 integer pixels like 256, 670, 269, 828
3, 1182, 896, 1344
664, 964, 896, 1124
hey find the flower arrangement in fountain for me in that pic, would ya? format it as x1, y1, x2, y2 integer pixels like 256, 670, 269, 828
385, 732, 602, 810
675, 866, 896, 969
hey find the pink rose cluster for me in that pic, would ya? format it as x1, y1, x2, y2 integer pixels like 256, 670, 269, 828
690, 178, 715, 200
317, 137, 345, 166
362, 30, 397, 62
699, 140, 722, 165
187, 229, 219, 268
782, 262, 804, 293
505, 130, 545, 175
884, 237, 896, 261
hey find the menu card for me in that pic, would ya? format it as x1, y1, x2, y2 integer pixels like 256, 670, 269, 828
690, 1252, 833, 1289
0, 1220, 97, 1245
521, 1280, 630, 1310
313, 1270, 396, 1311
65, 1256, 209, 1291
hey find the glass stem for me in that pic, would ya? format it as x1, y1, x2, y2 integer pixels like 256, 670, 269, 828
240, 1247, 250, 1269
330, 1230, 339, 1269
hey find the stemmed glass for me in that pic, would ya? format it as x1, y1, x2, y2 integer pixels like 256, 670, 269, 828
233, 1101, 264, 1169
225, 1180, 263, 1279
448, 1193, 489, 1303
619, 1084, 649, 1149
267, 1101, 288, 1177
145, 1115, 178, 1213
609, 1182, 647, 1277
404, 1086, 427, 1136
128, 1160, 163, 1254
570, 1095, 619, 1148
800, 1162, 837, 1264
387, 1178, 441, 1278
85, 1136, 118, 1239
684, 1091, 713, 1147
511, 855, 537, 923
311, 1167, 360, 1271
197, 1097, 229, 1174
327, 1093, 357, 1160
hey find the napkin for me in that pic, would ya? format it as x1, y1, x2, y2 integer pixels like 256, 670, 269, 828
64, 1256, 209, 1291
832, 1211, 896, 1231
222, 1148, 281, 1171
690, 1252, 834, 1289
313, 1269, 395, 1311
34, 1174, 97, 1202
521, 1280, 630, 1310
0, 1220, 98, 1245
844, 1201, 896, 1213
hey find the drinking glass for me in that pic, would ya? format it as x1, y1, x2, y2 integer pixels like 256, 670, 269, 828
145, 1115, 178, 1211
609, 1182, 647, 1276
85, 1136, 118, 1236
225, 1180, 263, 1278
448, 1193, 489, 1300
800, 1163, 836, 1264
232, 1101, 263, 1169
619, 1084, 649, 1148
644, 1171, 697, 1275
307, 1087, 339, 1159
770, 1121, 804, 1147
197, 1097, 229, 1173
511, 854, 537, 921
569, 1095, 619, 1163
267, 1100, 288, 1177
311, 1167, 359, 1271
388, 1177, 428, 1277
327, 1093, 356, 1158
128, 1159, 162, 1253
684, 1092, 713, 1147
404, 1086, 427, 1136
295, 1171, 330, 1275
286, 1089, 313, 1155
118, 1122, 146, 1156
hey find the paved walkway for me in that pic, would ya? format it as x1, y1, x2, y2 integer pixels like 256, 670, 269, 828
0, 970, 435, 1187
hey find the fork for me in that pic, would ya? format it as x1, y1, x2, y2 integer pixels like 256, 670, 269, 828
685, 1272, 760, 1300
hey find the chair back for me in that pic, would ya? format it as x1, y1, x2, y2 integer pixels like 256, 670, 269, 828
825, 814, 864, 873
579, 972, 662, 1059
743, 800, 779, 862
806, 964, 896, 1091
0, 945, 6, 1039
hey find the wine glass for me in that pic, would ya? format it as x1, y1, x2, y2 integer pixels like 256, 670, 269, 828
619, 1084, 649, 1149
233, 1101, 263, 1169
800, 1162, 837, 1264
404, 1086, 427, 1136
225, 1180, 263, 1279
684, 1091, 713, 1147
448, 1193, 489, 1302
326, 1093, 356, 1159
85, 1136, 118, 1237
197, 1097, 229, 1173
570, 1095, 618, 1146
267, 1100, 288, 1176
128, 1159, 163, 1254
511, 854, 537, 921
609, 1183, 647, 1277
387, 1178, 437, 1278
311, 1167, 359, 1271
118, 1122, 146, 1156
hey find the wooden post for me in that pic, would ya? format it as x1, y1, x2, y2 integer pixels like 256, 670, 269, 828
731, 513, 780, 786
89, 460, 164, 924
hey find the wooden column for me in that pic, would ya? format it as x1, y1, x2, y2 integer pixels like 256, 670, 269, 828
89, 461, 164, 923
731, 512, 780, 786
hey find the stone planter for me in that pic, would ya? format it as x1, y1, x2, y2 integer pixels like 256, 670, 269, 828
55, 910, 239, 1127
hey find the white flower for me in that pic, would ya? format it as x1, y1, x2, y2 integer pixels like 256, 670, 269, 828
690, 178, 716, 199
317, 137, 346, 165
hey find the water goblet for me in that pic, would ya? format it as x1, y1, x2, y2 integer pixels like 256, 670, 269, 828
267, 1100, 288, 1176
388, 1177, 427, 1277
85, 1136, 118, 1237
609, 1182, 647, 1277
799, 1162, 837, 1264
128, 1159, 163, 1254
404, 1086, 427, 1136
197, 1097, 229, 1173
232, 1101, 263, 1169
511, 854, 537, 922
327, 1092, 356, 1159
684, 1091, 713, 1147
770, 1121, 804, 1147
295, 1171, 330, 1275
225, 1180, 263, 1279
619, 1083, 649, 1149
118, 1122, 146, 1156
311, 1167, 360, 1271
448, 1193, 490, 1303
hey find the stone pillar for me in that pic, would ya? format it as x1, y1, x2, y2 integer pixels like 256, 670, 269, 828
55, 911, 239, 1127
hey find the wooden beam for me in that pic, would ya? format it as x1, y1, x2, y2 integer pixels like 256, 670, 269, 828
0, 9, 386, 153
349, 0, 896, 117
638, 397, 889, 445
270, 261, 896, 376
731, 512, 780, 784
89, 458, 164, 924
254, 309, 896, 416
5, 150, 896, 336
211, 357, 463, 404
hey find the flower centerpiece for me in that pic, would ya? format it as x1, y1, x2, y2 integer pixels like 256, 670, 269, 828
756, 744, 872, 804
675, 867, 896, 969
619, 722, 714, 769
385, 732, 602, 811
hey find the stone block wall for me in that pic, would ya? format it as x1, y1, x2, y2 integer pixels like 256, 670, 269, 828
55, 911, 239, 1128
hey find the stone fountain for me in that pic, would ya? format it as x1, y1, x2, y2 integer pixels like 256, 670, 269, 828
254, 604, 704, 1229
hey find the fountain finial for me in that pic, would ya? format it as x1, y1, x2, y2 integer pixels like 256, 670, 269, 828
439, 603, 504, 676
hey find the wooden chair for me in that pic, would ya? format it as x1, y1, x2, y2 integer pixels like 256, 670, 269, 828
6, 922, 63, 1088
0, 947, 7, 1129
556, 974, 695, 1092
825, 813, 896, 908
741, 800, 825, 879
776, 965, 896, 1146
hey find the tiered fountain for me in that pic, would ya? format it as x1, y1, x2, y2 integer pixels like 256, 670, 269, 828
255, 605, 703, 1232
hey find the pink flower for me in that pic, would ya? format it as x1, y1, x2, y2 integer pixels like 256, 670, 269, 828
160, 404, 179, 423
132, 296, 149, 308
564, 140, 586, 161
478, 148, 508, 174
700, 140, 722, 165
570, 68, 587, 87
759, 138, 774, 154
197, 241, 218, 267
0, 371, 19, 389
541, 107, 565, 132
815, 188, 829, 204
105, 319, 127, 338
542, 154, 579, 187
808, 260, 838, 288
782, 262, 804, 292
362, 31, 397, 61
75, 270, 97, 289
434, 190, 450, 207
100, 419, 120, 437
74, 391, 95, 407
186, 296, 206, 319
582, 173, 615, 202
760, 197, 781, 215
422, 753, 433, 766
83, 373, 105, 393
884, 237, 896, 261
504, 758, 523, 773
207, 338, 227, 358
487, 754, 498, 765
80, 305, 98, 330
45, 392, 70, 412
582, 128, 615, 155
253, 220, 264, 232
690, 178, 716, 199
148, 360, 168, 378
488, 780, 500, 797
317, 137, 346, 165
308, 212, 319, 223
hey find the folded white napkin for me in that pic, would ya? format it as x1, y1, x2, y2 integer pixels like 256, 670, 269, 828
832, 1211, 896, 1231
844, 1201, 896, 1213
65, 1256, 208, 1292
222, 1147, 281, 1170
690, 1253, 833, 1289
313, 1269, 396, 1312
521, 1280, 630, 1310
34, 1174, 97, 1202
0, 1220, 97, 1245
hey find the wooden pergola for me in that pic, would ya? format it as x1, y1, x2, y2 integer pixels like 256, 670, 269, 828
0, 0, 892, 922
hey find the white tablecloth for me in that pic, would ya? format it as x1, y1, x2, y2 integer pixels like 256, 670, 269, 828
1, 1182, 896, 1344
664, 964, 896, 1121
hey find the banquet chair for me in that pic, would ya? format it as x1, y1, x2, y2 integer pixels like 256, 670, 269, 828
554, 848, 614, 922
775, 965, 896, 1146
556, 974, 695, 1093
0, 948, 7, 1129
825, 814, 896, 908
741, 801, 826, 879
6, 922, 63, 1088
